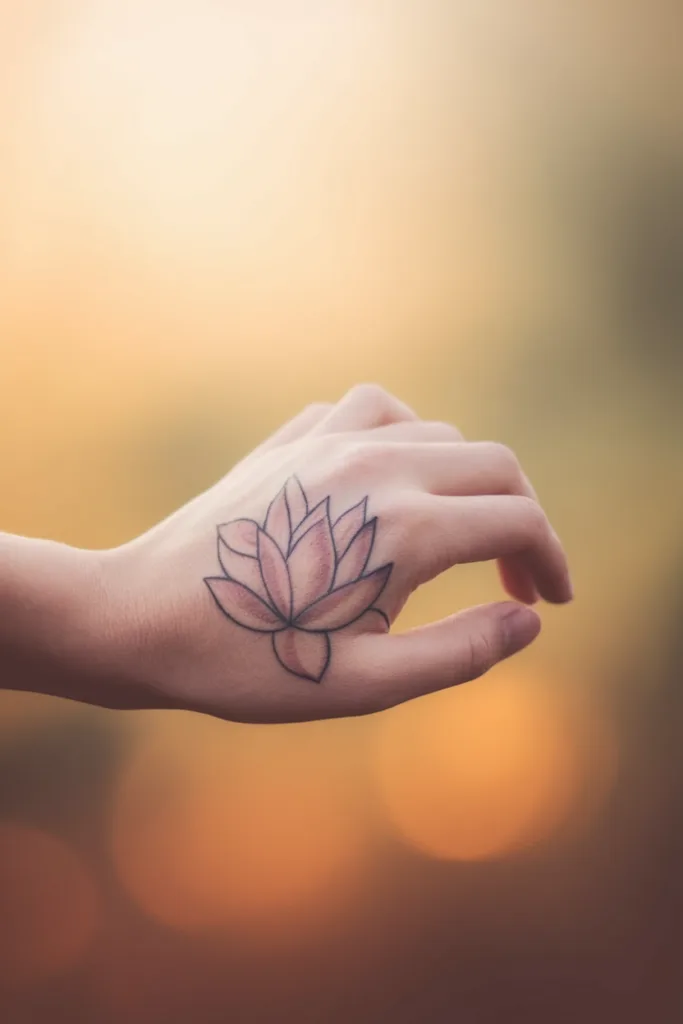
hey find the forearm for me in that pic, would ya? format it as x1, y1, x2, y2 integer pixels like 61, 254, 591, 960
0, 534, 115, 706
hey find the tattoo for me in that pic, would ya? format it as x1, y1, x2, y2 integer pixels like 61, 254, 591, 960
204, 476, 392, 682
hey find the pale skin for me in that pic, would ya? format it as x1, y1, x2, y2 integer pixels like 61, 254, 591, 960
0, 385, 572, 724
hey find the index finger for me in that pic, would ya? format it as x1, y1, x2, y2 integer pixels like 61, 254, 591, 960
410, 493, 572, 604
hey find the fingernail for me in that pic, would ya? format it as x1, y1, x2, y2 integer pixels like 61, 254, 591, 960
502, 606, 541, 657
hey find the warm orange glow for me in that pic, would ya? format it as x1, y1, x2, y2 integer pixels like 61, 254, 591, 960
0, 0, 677, 1017
0, 824, 99, 985
374, 668, 618, 862
111, 715, 367, 932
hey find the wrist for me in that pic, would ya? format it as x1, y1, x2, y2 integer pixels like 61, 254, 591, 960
0, 534, 137, 709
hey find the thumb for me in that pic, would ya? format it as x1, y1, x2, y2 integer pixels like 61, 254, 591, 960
353, 602, 541, 712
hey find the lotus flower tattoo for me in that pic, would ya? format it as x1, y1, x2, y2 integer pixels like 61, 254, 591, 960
204, 476, 392, 682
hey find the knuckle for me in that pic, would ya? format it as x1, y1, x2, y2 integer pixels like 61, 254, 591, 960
378, 490, 418, 538
387, 494, 440, 584
344, 440, 392, 474
346, 382, 391, 408
394, 494, 439, 562
487, 441, 520, 474
305, 401, 332, 416
519, 495, 547, 536
426, 420, 463, 439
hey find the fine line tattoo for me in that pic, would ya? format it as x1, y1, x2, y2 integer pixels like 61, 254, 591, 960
204, 476, 393, 682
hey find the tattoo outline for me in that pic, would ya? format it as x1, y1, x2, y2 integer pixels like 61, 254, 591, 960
204, 476, 392, 682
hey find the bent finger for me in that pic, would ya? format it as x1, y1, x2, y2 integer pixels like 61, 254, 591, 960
410, 493, 572, 604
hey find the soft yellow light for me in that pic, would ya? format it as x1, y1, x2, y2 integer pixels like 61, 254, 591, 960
3, 0, 471, 384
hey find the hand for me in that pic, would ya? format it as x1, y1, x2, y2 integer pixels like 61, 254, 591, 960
98, 385, 572, 723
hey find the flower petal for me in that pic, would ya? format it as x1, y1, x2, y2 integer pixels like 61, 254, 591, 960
218, 539, 269, 603
264, 485, 291, 554
356, 607, 391, 633
257, 528, 292, 621
333, 518, 376, 588
295, 564, 393, 631
218, 519, 259, 557
332, 498, 368, 557
205, 577, 284, 632
288, 509, 336, 617
285, 476, 308, 531
272, 628, 330, 682
289, 497, 328, 551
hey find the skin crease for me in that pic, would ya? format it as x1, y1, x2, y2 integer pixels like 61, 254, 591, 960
0, 386, 573, 723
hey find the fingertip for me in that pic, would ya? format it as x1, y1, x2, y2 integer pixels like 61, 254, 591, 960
497, 557, 539, 606
500, 603, 542, 657
543, 582, 574, 604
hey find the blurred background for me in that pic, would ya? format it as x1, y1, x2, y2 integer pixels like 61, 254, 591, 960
0, 1, 682, 1021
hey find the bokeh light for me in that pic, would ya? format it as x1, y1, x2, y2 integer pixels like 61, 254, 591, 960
111, 714, 368, 932
0, 824, 99, 986
374, 667, 619, 862
1, 0, 681, 1017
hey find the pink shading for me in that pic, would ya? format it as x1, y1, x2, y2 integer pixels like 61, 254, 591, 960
257, 529, 292, 620
285, 477, 307, 531
264, 486, 291, 554
218, 540, 270, 603
334, 518, 376, 588
208, 480, 393, 682
289, 498, 329, 550
218, 520, 258, 557
288, 515, 336, 618
332, 499, 367, 557
273, 628, 330, 682
205, 577, 283, 631
295, 564, 392, 631
355, 608, 391, 633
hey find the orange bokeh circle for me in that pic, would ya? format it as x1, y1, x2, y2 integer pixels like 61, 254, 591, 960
111, 716, 367, 932
374, 667, 618, 862
0, 824, 99, 985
